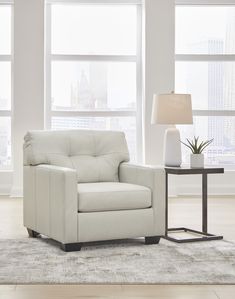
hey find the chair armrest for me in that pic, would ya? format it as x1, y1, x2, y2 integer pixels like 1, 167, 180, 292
23, 165, 77, 244
119, 162, 165, 235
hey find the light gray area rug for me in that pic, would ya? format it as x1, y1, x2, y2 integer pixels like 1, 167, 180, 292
1, 237, 235, 284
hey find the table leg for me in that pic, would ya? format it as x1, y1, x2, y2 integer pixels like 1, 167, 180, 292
165, 172, 168, 236
202, 173, 208, 233
164, 170, 223, 243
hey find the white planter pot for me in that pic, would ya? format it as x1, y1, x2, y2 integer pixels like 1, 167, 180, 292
190, 154, 204, 168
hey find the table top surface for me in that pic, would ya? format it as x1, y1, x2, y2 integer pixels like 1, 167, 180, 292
165, 166, 224, 175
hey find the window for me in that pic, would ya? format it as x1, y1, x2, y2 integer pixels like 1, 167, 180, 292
0, 4, 12, 168
46, 2, 142, 161
175, 5, 235, 166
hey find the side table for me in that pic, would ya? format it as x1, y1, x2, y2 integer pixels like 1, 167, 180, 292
164, 166, 224, 243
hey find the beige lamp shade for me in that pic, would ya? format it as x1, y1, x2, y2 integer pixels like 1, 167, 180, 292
151, 93, 193, 125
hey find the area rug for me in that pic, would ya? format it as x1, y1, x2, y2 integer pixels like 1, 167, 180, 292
1, 237, 235, 284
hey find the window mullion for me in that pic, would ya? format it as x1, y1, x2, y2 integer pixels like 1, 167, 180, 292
175, 0, 235, 5
175, 54, 235, 61
193, 110, 235, 117
50, 54, 137, 62
47, 0, 142, 4
0, 55, 11, 61
51, 111, 137, 117
0, 110, 11, 117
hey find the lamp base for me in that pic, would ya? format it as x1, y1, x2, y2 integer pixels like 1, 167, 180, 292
164, 127, 182, 167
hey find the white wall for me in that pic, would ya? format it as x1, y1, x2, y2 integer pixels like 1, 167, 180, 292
0, 171, 12, 195
142, 0, 175, 165
11, 0, 45, 196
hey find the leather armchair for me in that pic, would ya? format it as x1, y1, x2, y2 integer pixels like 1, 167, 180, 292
23, 130, 165, 251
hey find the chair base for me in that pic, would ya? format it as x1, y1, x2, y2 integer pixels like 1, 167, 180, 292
27, 228, 40, 238
60, 243, 82, 252
27, 229, 160, 251
145, 236, 161, 245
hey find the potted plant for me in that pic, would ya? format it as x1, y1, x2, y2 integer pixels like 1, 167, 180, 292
181, 136, 213, 168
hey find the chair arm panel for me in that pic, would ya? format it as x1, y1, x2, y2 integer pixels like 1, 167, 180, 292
119, 163, 165, 235
23, 165, 77, 244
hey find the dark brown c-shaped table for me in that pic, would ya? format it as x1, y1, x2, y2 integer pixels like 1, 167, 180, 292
164, 166, 224, 243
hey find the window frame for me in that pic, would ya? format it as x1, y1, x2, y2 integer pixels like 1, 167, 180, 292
175, 2, 235, 166
0, 2, 13, 170
45, 0, 143, 162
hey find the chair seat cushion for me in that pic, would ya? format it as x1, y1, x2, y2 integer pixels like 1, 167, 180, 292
77, 182, 151, 212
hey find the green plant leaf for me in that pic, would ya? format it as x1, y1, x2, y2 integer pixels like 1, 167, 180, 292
180, 140, 194, 153
187, 138, 197, 153
200, 139, 213, 153
194, 136, 199, 150
197, 141, 205, 153
181, 137, 213, 154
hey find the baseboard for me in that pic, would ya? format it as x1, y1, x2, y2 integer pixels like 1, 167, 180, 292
0, 184, 12, 195
173, 184, 235, 196
10, 186, 23, 198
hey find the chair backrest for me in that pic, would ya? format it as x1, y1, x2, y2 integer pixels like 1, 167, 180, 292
24, 130, 129, 183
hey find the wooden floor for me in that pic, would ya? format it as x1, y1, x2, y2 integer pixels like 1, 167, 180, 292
0, 196, 235, 299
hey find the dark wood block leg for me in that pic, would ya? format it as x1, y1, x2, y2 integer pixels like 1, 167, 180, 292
60, 243, 82, 252
145, 236, 161, 245
27, 228, 40, 238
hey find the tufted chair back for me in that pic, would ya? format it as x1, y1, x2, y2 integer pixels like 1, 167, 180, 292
23, 130, 129, 183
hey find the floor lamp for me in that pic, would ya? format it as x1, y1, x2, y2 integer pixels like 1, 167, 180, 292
151, 93, 193, 167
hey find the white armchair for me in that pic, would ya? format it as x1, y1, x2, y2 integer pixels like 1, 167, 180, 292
23, 130, 165, 251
